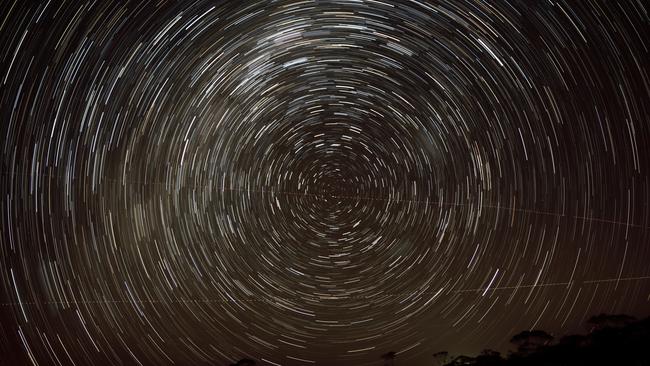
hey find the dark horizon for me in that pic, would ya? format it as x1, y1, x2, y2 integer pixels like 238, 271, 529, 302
229, 313, 650, 365
1, 1, 649, 365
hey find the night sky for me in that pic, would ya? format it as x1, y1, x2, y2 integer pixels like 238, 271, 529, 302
1, 1, 649, 365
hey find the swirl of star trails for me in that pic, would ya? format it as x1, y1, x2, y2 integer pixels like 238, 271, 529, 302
1, 1, 649, 366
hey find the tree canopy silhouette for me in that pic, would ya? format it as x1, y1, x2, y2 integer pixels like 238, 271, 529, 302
229, 358, 256, 366
381, 351, 396, 366
438, 314, 650, 366
509, 329, 553, 356
224, 314, 649, 366
586, 313, 635, 331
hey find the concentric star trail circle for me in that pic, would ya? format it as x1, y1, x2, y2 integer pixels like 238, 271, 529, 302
1, 1, 649, 365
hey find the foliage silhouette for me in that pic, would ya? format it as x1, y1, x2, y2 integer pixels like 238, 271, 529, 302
433, 351, 450, 365
229, 358, 256, 366
509, 330, 553, 356
439, 314, 650, 366
381, 351, 397, 366
224, 315, 649, 366
586, 313, 635, 331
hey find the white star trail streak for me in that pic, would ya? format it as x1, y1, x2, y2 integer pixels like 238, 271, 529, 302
1, 1, 649, 365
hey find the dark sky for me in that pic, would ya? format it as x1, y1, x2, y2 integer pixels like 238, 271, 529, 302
1, 1, 649, 365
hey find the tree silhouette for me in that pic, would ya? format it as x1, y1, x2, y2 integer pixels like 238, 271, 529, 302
446, 355, 476, 365
509, 329, 553, 356
223, 314, 650, 366
586, 313, 635, 331
381, 351, 396, 366
433, 351, 450, 365
558, 334, 587, 347
229, 358, 256, 366
474, 349, 503, 366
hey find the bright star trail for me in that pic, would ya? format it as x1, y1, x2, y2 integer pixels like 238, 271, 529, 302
1, 1, 649, 365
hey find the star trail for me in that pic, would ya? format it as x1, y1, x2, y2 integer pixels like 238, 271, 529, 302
1, 1, 649, 365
